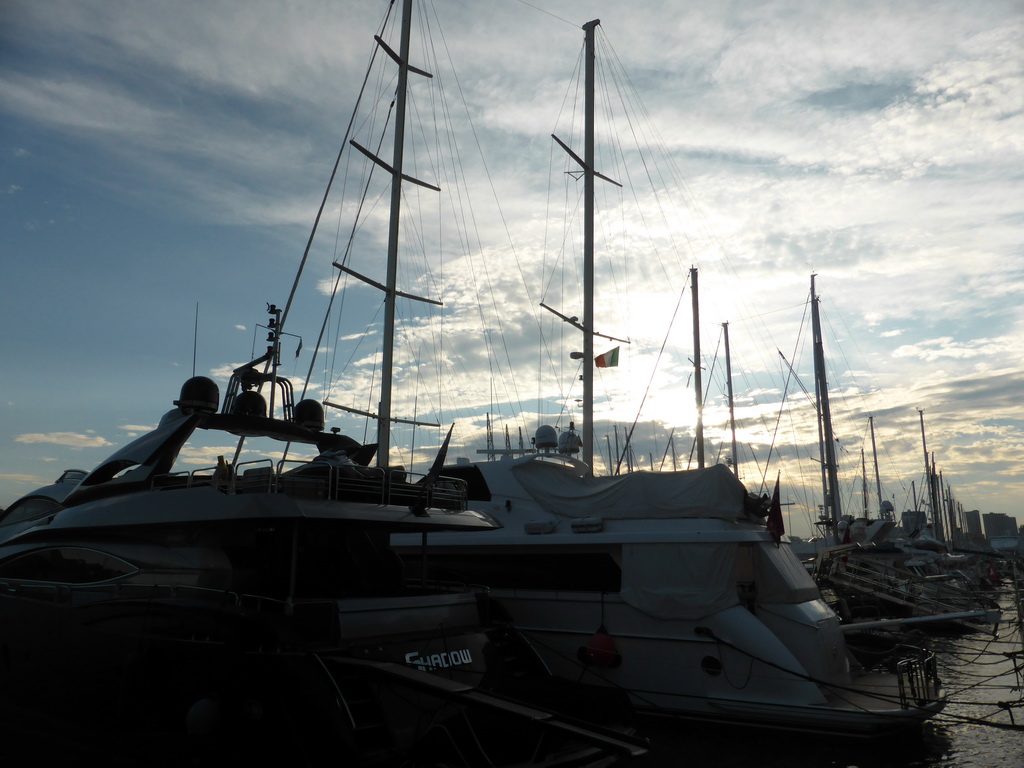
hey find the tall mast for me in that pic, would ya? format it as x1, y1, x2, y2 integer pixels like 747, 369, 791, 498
581, 18, 598, 471
811, 275, 842, 528
377, 0, 415, 467
918, 409, 943, 539
547, 19, 625, 472
691, 267, 704, 468
723, 321, 738, 476
869, 416, 884, 517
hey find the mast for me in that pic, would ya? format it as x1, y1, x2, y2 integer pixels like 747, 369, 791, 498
861, 448, 868, 518
931, 453, 944, 541
691, 267, 704, 468
869, 416, 884, 517
377, 0, 415, 467
547, 19, 622, 473
919, 409, 942, 539
811, 275, 842, 529
581, 18, 598, 471
723, 321, 738, 476
331, 0, 442, 465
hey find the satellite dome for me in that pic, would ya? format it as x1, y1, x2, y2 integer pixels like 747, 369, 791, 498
535, 425, 558, 450
174, 377, 220, 414
233, 390, 267, 418
295, 399, 325, 431
558, 430, 581, 454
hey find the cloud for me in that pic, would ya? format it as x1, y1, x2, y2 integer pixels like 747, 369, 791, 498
0, 472, 48, 484
14, 432, 113, 448
892, 336, 1016, 362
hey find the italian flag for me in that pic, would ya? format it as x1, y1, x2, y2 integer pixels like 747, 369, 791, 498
595, 347, 620, 368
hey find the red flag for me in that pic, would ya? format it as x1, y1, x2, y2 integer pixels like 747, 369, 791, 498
766, 474, 784, 545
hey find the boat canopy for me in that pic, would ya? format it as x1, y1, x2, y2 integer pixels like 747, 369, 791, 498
510, 461, 748, 521
620, 541, 820, 620
621, 542, 739, 619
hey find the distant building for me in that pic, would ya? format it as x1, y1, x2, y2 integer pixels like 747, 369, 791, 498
983, 512, 1018, 540
964, 509, 983, 539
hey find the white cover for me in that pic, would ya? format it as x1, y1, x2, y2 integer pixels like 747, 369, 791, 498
511, 460, 747, 520
621, 542, 740, 619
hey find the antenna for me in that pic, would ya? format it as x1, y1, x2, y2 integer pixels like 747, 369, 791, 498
192, 302, 199, 377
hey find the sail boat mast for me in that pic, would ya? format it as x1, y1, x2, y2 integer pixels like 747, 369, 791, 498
581, 18, 598, 471
691, 267, 704, 468
548, 19, 623, 472
723, 322, 739, 476
378, 0, 415, 468
869, 415, 884, 517
811, 274, 842, 529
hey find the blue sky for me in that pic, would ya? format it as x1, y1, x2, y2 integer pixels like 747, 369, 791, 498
1, 0, 1022, 538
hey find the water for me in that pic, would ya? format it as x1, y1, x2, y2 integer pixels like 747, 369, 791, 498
634, 602, 1024, 768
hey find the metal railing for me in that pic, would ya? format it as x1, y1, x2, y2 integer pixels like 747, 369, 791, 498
151, 458, 468, 510
816, 551, 990, 619
896, 651, 941, 709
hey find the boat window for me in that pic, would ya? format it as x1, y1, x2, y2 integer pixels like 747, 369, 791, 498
0, 547, 138, 584
409, 552, 620, 592
753, 543, 820, 604
0, 496, 63, 526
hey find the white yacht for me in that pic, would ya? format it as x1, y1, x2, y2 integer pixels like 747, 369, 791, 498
395, 444, 945, 736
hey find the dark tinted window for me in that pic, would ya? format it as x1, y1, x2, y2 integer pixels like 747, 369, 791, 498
411, 552, 621, 592
0, 497, 62, 526
0, 548, 137, 584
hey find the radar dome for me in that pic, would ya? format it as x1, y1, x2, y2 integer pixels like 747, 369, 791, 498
535, 425, 558, 450
174, 377, 219, 414
233, 390, 267, 418
295, 399, 326, 431
558, 430, 581, 454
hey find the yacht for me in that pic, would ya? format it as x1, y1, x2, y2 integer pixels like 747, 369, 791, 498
0, 332, 645, 765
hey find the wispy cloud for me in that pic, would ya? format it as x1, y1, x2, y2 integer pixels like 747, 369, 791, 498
15, 432, 113, 448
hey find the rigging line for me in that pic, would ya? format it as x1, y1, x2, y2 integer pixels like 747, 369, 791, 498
599, 33, 687, 288
301, 100, 398, 403
543, 40, 586, 296
278, 1, 395, 340
611, 32, 790, 406
615, 272, 692, 474
761, 299, 811, 491
428, 5, 536, 425
511, 0, 578, 27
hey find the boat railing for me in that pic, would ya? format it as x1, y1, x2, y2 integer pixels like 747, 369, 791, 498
151, 458, 467, 510
817, 551, 986, 618
895, 651, 940, 709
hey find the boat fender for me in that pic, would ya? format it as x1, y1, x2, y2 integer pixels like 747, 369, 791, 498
577, 625, 622, 668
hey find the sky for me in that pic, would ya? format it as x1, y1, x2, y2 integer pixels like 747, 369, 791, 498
1, 0, 1022, 539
